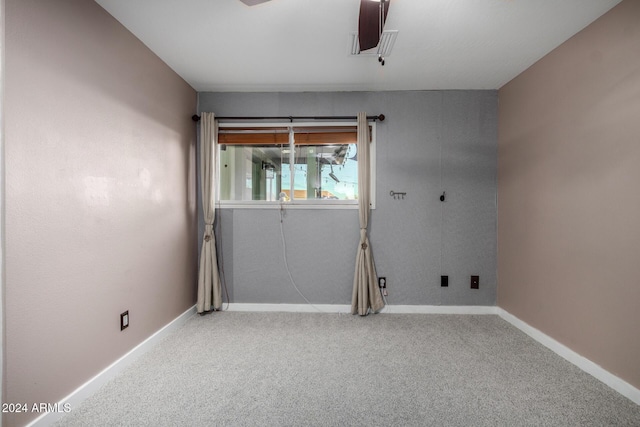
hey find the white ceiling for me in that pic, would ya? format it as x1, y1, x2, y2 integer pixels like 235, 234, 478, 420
94, 0, 621, 92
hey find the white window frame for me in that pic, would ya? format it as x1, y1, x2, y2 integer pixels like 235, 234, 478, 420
216, 121, 376, 210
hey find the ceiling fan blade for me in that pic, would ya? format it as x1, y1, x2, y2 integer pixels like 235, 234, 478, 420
239, 0, 272, 6
358, 0, 390, 52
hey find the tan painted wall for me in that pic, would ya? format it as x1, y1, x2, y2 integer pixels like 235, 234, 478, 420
498, 0, 640, 390
4, 0, 197, 425
1, 0, 5, 416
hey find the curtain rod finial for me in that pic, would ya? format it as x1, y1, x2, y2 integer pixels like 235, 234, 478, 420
192, 114, 201, 122
377, 114, 385, 122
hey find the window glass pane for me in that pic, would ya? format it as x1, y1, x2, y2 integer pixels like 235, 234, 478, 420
217, 124, 368, 204
219, 144, 287, 201
292, 144, 358, 200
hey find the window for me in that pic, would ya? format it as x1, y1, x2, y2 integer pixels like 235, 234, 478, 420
218, 122, 375, 208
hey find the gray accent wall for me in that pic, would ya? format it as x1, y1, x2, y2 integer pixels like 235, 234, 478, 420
199, 91, 497, 306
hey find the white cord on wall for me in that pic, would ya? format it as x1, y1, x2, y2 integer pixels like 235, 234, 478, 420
278, 202, 328, 313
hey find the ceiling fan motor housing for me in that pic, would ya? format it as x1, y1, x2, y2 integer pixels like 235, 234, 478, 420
238, 0, 272, 6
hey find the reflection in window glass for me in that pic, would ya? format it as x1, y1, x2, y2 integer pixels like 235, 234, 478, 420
280, 144, 358, 200
219, 144, 288, 201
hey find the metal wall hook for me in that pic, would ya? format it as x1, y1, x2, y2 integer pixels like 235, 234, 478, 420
389, 190, 406, 200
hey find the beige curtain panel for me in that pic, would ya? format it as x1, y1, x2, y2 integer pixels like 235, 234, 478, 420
351, 112, 385, 316
197, 112, 222, 313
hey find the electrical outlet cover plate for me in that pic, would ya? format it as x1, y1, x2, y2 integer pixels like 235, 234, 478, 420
471, 276, 479, 289
120, 311, 129, 331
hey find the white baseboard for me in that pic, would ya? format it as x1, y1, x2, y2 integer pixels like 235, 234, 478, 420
27, 305, 197, 427
498, 308, 640, 406
225, 303, 352, 313
381, 305, 499, 314
225, 303, 499, 315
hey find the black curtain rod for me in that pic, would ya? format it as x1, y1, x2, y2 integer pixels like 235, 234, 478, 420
191, 114, 385, 123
